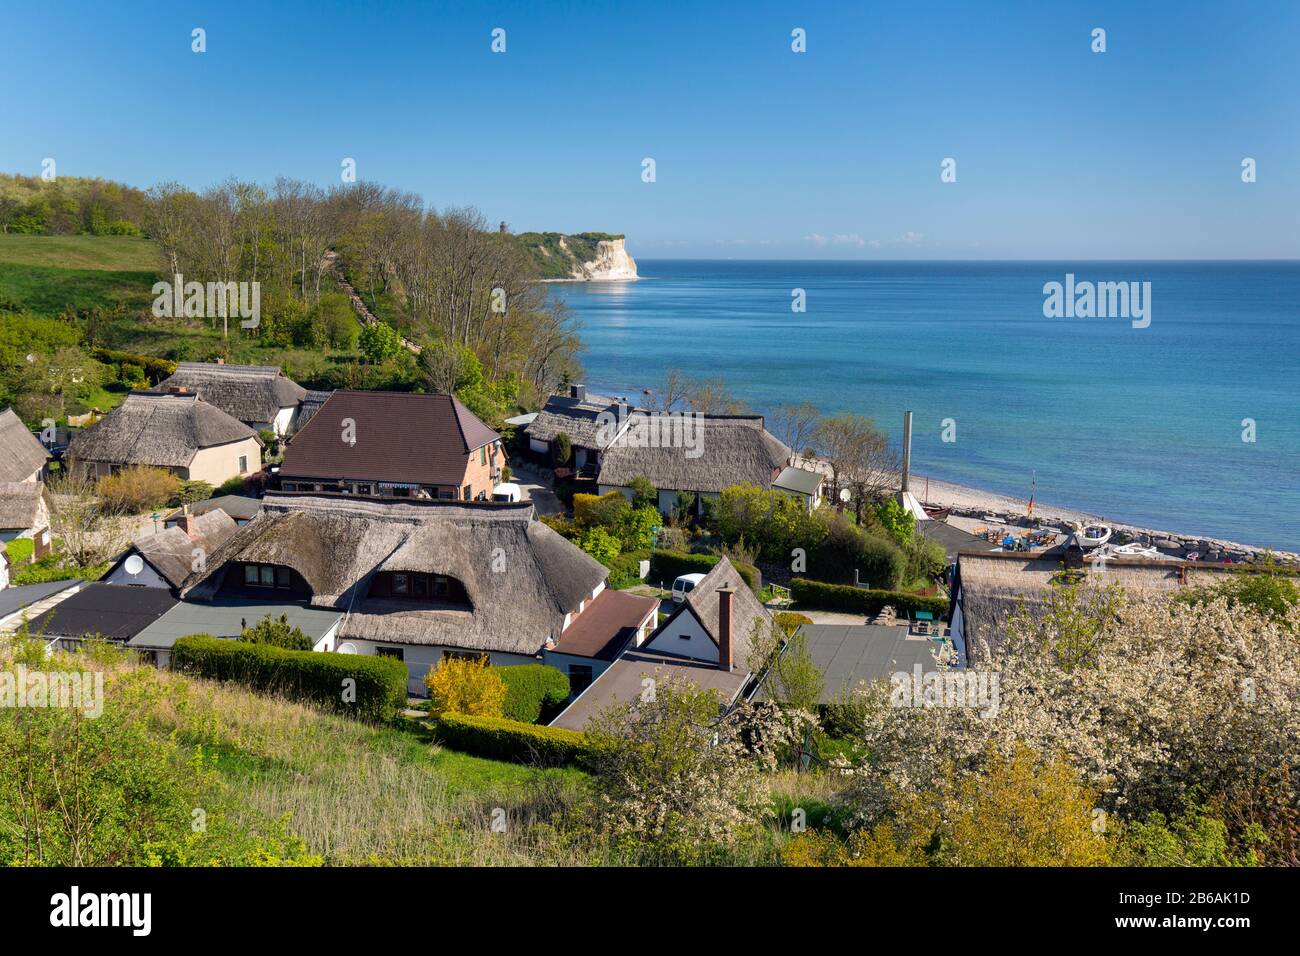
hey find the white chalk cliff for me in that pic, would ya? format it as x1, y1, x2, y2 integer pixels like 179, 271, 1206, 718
565, 236, 638, 281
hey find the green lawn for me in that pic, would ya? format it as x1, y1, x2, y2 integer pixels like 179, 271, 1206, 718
0, 261, 157, 314
0, 234, 161, 271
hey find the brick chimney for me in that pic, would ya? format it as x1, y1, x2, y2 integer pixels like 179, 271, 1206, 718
168, 385, 190, 395
717, 585, 735, 672
176, 504, 196, 538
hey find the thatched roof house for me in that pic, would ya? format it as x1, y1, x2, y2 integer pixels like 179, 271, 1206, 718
0, 408, 49, 483
67, 392, 261, 485
0, 482, 46, 534
105, 509, 238, 591
279, 391, 504, 501
552, 557, 770, 730
181, 494, 609, 659
154, 362, 307, 434
523, 385, 641, 466
951, 548, 1276, 663
597, 414, 790, 514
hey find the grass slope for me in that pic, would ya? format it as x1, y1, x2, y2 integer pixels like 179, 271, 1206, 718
0, 235, 160, 271
0, 234, 159, 314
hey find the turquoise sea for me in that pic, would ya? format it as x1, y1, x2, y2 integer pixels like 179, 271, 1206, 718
548, 260, 1300, 550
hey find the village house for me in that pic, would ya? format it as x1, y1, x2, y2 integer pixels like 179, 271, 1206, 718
772, 465, 825, 511
103, 509, 239, 592
597, 414, 792, 517
278, 391, 505, 501
162, 495, 262, 528
153, 361, 308, 436
29, 582, 178, 653
551, 557, 771, 730
66, 392, 263, 486
0, 482, 52, 562
173, 493, 648, 695
523, 384, 641, 471
0, 408, 50, 484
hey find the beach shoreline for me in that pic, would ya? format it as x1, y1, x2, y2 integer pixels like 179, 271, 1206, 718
914, 473, 1295, 561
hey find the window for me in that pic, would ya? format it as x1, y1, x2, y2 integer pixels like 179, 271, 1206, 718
393, 573, 409, 595
568, 665, 593, 695
443, 650, 487, 663
438, 489, 455, 500
432, 575, 448, 597
244, 563, 292, 589
413, 575, 428, 597
238, 455, 248, 473
480, 445, 487, 465
462, 485, 472, 501
376, 646, 404, 661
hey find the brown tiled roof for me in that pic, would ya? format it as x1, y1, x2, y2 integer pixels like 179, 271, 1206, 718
551, 587, 658, 661
279, 391, 500, 486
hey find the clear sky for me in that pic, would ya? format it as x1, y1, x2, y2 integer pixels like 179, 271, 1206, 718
2, 0, 1296, 259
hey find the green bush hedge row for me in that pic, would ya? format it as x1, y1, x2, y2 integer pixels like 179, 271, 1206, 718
433, 712, 596, 767
498, 664, 571, 724
90, 347, 177, 383
790, 578, 949, 619
172, 635, 408, 722
649, 549, 760, 591
607, 548, 651, 589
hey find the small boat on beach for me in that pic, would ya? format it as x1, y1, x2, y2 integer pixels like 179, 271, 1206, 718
1072, 524, 1112, 549
922, 503, 951, 520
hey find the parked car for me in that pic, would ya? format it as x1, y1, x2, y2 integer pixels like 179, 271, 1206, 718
671, 572, 706, 603
492, 482, 522, 503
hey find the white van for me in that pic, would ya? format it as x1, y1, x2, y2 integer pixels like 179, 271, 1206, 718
492, 482, 522, 503
671, 572, 706, 603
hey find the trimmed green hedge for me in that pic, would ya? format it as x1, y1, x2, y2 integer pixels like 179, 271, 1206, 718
790, 578, 949, 619
498, 664, 571, 724
90, 347, 177, 383
608, 548, 650, 589
650, 549, 761, 591
433, 712, 597, 767
172, 635, 408, 722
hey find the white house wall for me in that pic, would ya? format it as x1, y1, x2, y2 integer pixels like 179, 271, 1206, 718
103, 556, 171, 589
643, 606, 717, 663
342, 639, 540, 696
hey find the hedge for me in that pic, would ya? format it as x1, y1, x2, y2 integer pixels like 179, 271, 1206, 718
433, 712, 597, 767
172, 636, 408, 722
649, 549, 760, 591
498, 664, 571, 724
790, 578, 949, 619
608, 548, 650, 589
90, 348, 177, 383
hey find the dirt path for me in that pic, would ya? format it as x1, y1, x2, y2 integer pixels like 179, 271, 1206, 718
324, 251, 422, 356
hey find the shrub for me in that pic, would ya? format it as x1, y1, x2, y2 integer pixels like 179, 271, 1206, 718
424, 655, 506, 719
240, 613, 312, 650
498, 664, 572, 724
573, 490, 630, 529
807, 516, 906, 589
11, 554, 109, 586
628, 475, 657, 510
97, 465, 181, 513
4, 538, 35, 567
433, 712, 596, 767
171, 480, 214, 506
215, 475, 248, 497
172, 636, 408, 722
608, 548, 651, 589
649, 549, 760, 591
773, 611, 813, 637
579, 526, 621, 566
551, 431, 572, 467
358, 322, 403, 363
90, 348, 176, 383
789, 578, 948, 619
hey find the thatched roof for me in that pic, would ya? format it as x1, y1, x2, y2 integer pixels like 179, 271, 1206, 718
68, 393, 258, 469
0, 481, 45, 531
295, 390, 334, 429
598, 415, 790, 493
669, 555, 772, 667
280, 391, 500, 485
125, 509, 238, 588
0, 408, 49, 482
955, 549, 1265, 663
182, 494, 608, 655
524, 391, 641, 448
154, 363, 307, 424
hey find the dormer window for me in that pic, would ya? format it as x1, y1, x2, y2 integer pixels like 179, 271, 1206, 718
243, 563, 291, 589
371, 571, 461, 602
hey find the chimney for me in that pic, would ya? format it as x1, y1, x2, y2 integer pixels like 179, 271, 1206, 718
176, 504, 196, 538
570, 383, 587, 402
168, 385, 189, 395
901, 410, 913, 493
717, 585, 735, 672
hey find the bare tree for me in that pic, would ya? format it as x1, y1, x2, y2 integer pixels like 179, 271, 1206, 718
768, 401, 820, 458
44, 470, 131, 568
814, 414, 899, 522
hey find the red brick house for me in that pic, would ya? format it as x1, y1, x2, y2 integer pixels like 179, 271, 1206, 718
278, 391, 504, 500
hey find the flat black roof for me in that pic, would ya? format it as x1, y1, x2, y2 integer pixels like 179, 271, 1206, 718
28, 582, 178, 642
0, 578, 78, 620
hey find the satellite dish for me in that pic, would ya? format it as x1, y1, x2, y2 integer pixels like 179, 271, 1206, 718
336, 643, 358, 655
124, 554, 145, 576
839, 487, 851, 503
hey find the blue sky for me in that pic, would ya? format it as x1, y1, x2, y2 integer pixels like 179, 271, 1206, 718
2, 0, 1296, 259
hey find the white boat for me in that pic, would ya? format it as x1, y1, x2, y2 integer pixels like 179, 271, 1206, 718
1112, 542, 1159, 558
1072, 524, 1112, 549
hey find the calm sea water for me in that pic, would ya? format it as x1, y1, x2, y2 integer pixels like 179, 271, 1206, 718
548, 260, 1300, 550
